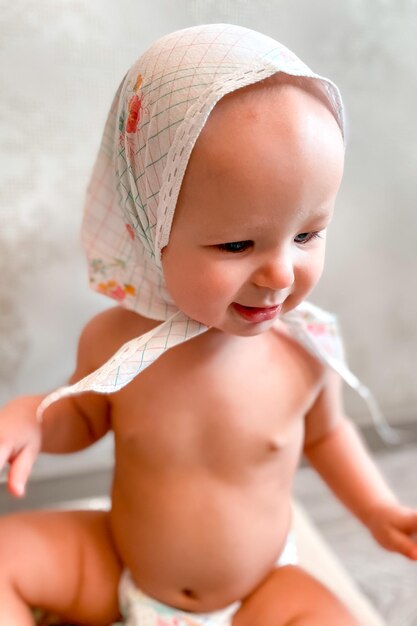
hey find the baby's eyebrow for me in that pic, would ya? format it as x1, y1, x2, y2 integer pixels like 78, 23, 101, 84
302, 206, 334, 222
204, 232, 249, 243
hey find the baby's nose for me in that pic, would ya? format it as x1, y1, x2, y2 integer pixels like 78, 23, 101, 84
252, 252, 295, 292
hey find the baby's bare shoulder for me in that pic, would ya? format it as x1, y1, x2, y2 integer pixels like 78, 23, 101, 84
76, 306, 159, 373
85, 306, 158, 338
269, 322, 325, 371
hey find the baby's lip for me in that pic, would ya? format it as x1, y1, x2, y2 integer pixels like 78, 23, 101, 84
236, 301, 283, 309
232, 302, 282, 323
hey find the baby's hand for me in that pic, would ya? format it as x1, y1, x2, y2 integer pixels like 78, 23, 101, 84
0, 396, 42, 498
367, 502, 417, 560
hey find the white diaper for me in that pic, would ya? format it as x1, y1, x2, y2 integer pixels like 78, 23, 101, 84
118, 575, 239, 626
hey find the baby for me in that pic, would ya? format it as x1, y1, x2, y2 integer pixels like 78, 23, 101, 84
1, 24, 416, 626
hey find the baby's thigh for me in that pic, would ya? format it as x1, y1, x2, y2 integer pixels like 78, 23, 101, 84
233, 565, 359, 626
0, 508, 122, 624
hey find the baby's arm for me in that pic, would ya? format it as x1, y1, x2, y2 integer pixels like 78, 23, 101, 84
0, 311, 113, 498
303, 370, 417, 560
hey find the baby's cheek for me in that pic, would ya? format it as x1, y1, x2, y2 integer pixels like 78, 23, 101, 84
310, 254, 326, 286
181, 270, 231, 321
163, 249, 238, 322
202, 268, 237, 301
299, 250, 325, 289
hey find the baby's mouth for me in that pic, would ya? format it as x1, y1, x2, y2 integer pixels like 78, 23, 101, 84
232, 303, 282, 323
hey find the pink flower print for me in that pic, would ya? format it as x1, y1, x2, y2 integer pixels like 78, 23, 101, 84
307, 323, 326, 336
125, 223, 135, 240
126, 94, 142, 133
97, 280, 136, 301
125, 135, 137, 163
98, 280, 126, 302
182, 617, 202, 626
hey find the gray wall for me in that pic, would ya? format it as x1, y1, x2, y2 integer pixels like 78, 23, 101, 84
1, 0, 416, 444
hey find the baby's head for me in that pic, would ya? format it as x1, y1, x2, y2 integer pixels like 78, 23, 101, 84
162, 74, 344, 335
83, 24, 345, 331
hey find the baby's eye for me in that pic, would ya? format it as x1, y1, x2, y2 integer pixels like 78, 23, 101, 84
217, 240, 253, 253
294, 232, 321, 245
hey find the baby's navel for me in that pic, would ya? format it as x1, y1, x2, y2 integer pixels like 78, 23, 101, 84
182, 588, 198, 600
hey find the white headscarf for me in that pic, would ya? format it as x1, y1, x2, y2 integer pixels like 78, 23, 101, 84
36, 24, 396, 442
83, 23, 344, 320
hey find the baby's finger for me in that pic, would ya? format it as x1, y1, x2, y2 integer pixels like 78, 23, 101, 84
401, 510, 417, 534
8, 445, 37, 498
389, 528, 417, 561
0, 443, 12, 472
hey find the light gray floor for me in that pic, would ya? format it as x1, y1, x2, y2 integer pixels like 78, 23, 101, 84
294, 441, 417, 626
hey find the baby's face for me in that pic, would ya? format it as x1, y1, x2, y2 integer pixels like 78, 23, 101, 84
162, 81, 344, 336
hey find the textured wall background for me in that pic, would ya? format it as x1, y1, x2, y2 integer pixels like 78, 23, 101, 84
1, 0, 417, 432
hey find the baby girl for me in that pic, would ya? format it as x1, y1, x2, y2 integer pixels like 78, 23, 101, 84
1, 24, 416, 626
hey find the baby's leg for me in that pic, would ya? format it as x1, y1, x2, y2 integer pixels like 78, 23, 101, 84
0, 509, 122, 626
233, 565, 359, 626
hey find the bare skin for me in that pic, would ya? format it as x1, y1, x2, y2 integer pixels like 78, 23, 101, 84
109, 316, 322, 610
0, 309, 357, 626
0, 80, 416, 625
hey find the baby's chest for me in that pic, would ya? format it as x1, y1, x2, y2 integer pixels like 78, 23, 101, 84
112, 334, 322, 473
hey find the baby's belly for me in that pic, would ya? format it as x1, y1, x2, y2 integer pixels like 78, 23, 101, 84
110, 469, 292, 612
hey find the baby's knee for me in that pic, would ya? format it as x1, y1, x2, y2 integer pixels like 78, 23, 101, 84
233, 565, 359, 626
0, 514, 33, 623
0, 509, 121, 624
